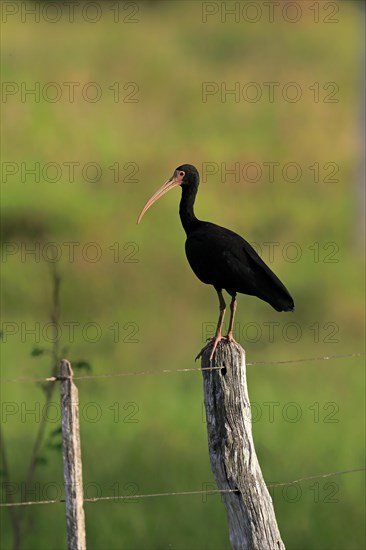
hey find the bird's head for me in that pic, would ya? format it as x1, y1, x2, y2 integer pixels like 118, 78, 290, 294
137, 164, 199, 224
175, 164, 199, 187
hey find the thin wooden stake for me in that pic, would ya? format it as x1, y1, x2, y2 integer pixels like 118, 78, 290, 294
201, 342, 285, 550
60, 359, 86, 550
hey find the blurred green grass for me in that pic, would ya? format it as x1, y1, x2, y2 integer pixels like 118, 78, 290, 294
1, 2, 365, 549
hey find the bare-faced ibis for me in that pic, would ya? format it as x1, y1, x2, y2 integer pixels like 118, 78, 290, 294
137, 164, 294, 360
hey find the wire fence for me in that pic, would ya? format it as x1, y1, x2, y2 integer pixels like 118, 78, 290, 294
1, 467, 365, 508
2, 351, 364, 384
1, 351, 365, 512
1, 348, 365, 550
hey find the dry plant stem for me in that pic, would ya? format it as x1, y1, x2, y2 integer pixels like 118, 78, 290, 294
8, 264, 61, 550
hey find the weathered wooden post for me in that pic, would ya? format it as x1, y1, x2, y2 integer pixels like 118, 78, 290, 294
60, 359, 87, 550
201, 342, 285, 550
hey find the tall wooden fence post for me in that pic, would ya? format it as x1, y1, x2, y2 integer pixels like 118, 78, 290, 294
201, 342, 285, 550
60, 359, 86, 550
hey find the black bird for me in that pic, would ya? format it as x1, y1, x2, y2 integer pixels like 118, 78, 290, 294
137, 164, 294, 360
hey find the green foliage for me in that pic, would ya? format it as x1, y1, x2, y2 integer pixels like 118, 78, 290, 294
34, 457, 48, 467
73, 361, 92, 372
31, 348, 45, 357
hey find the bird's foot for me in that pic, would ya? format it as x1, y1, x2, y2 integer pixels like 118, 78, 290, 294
225, 332, 241, 351
196, 332, 242, 362
195, 334, 224, 362
226, 331, 239, 344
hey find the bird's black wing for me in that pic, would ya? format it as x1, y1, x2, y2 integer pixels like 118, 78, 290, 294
221, 234, 294, 311
186, 222, 294, 312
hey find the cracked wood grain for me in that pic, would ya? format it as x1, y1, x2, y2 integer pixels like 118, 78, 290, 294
60, 359, 86, 550
201, 342, 285, 550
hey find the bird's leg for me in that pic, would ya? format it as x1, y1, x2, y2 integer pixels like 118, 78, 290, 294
195, 291, 226, 362
223, 294, 241, 353
226, 294, 237, 342
211, 291, 226, 358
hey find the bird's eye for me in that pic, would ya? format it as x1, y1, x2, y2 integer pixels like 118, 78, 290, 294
179, 171, 185, 177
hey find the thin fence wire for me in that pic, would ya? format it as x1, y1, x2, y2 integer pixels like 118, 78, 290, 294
1, 353, 364, 511
2, 352, 364, 384
1, 467, 364, 508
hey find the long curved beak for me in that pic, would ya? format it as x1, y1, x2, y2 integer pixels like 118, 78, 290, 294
137, 176, 181, 224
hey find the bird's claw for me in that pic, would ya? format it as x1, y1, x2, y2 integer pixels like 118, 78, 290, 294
195, 335, 224, 362
195, 346, 207, 362
195, 334, 240, 362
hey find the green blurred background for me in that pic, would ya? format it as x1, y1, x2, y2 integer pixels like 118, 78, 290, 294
1, 1, 365, 549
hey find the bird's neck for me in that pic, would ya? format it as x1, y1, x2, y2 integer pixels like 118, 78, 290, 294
179, 184, 199, 234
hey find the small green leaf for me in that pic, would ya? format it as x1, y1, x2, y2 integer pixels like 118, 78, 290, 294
35, 456, 48, 466
50, 426, 62, 437
31, 348, 45, 357
73, 361, 92, 372
47, 442, 63, 451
